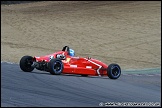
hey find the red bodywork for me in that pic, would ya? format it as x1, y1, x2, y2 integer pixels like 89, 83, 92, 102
33, 51, 108, 76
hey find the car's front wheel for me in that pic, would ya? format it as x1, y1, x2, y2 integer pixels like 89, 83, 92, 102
81, 75, 88, 77
48, 59, 64, 75
107, 64, 121, 79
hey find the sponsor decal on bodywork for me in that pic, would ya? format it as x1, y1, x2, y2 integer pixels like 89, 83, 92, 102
86, 66, 92, 69
70, 65, 77, 68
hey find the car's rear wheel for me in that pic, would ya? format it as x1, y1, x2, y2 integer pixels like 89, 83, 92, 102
48, 59, 64, 75
20, 56, 34, 72
107, 64, 121, 79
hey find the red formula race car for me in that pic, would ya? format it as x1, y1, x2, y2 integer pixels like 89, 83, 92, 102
20, 46, 121, 79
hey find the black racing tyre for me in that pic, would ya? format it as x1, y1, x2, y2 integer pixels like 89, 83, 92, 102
107, 64, 121, 79
20, 56, 34, 72
81, 75, 88, 77
48, 59, 64, 75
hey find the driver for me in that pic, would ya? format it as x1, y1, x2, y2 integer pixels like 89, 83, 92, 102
56, 53, 66, 60
69, 49, 75, 57
56, 48, 75, 59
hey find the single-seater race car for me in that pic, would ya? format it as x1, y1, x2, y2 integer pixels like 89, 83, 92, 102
20, 46, 121, 79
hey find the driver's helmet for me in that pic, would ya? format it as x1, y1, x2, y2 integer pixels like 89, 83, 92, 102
69, 49, 75, 56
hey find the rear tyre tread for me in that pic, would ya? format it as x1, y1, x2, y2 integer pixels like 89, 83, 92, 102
20, 56, 34, 72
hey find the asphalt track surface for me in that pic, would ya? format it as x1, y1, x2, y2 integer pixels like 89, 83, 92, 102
1, 62, 161, 107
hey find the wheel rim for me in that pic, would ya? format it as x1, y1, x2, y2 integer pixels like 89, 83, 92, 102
25, 59, 33, 69
111, 66, 120, 77
53, 61, 62, 73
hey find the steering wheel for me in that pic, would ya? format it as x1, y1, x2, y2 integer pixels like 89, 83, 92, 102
62, 46, 70, 55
